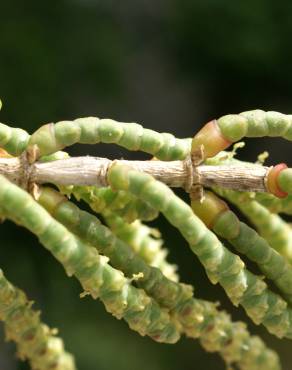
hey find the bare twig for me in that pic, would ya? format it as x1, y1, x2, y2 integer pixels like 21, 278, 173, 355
0, 156, 269, 193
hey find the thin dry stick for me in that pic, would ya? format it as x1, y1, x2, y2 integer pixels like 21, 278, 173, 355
0, 155, 268, 192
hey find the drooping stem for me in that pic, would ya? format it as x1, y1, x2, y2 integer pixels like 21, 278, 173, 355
215, 189, 292, 264
191, 191, 292, 305
37, 186, 192, 310
107, 163, 292, 339
69, 185, 159, 223
254, 193, 292, 215
37, 186, 281, 370
0, 269, 76, 370
0, 175, 180, 343
104, 213, 178, 282
177, 298, 281, 370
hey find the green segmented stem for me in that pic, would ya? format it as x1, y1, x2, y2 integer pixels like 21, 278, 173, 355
217, 110, 292, 142
0, 269, 75, 370
192, 191, 292, 305
278, 168, 292, 195
0, 123, 30, 156
177, 298, 281, 370
28, 117, 192, 160
104, 213, 179, 282
5, 109, 292, 160
37, 187, 280, 370
206, 153, 292, 258
104, 217, 281, 370
0, 176, 180, 343
192, 110, 292, 159
37, 187, 192, 310
254, 193, 292, 215
107, 163, 292, 338
68, 186, 159, 223
216, 189, 292, 264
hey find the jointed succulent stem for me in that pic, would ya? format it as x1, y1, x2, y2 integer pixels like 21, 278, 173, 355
1, 108, 292, 369
69, 185, 159, 223
103, 213, 179, 282
0, 175, 180, 344
191, 191, 292, 305
37, 186, 281, 370
254, 193, 292, 215
107, 163, 292, 339
192, 110, 292, 161
0, 269, 76, 370
27, 118, 191, 160
37, 187, 192, 311
216, 189, 292, 264
0, 122, 30, 156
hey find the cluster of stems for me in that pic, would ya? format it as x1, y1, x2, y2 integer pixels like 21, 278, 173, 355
0, 109, 291, 369
0, 269, 75, 370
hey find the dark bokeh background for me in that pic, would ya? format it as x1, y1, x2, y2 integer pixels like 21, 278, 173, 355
0, 1, 292, 369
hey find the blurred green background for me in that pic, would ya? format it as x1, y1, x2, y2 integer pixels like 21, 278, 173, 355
0, 1, 292, 369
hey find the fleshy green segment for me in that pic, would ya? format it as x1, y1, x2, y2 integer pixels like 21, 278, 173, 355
4, 110, 292, 159
105, 217, 281, 370
28, 118, 192, 160
38, 187, 192, 310
213, 210, 292, 305
0, 269, 76, 370
107, 163, 292, 339
67, 185, 159, 223
0, 123, 30, 156
38, 187, 281, 370
0, 176, 180, 343
217, 109, 292, 142
104, 213, 179, 282
278, 168, 292, 195
216, 189, 292, 264
176, 298, 281, 370
217, 110, 292, 142
254, 193, 292, 215
191, 190, 292, 304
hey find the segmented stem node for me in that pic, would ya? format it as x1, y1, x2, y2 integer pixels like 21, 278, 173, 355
266, 164, 289, 198
1, 108, 292, 370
